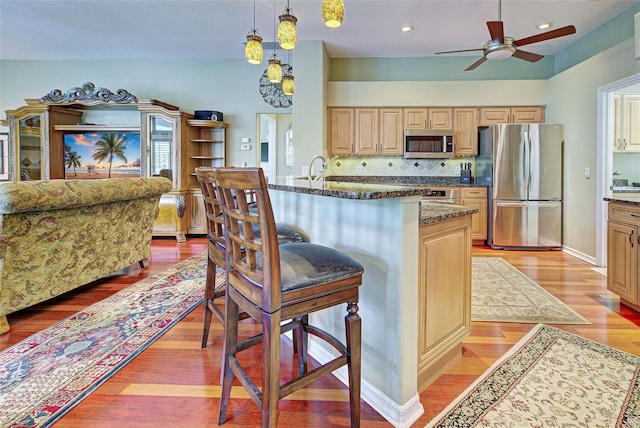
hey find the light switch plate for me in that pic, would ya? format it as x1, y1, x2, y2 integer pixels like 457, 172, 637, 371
240, 144, 251, 150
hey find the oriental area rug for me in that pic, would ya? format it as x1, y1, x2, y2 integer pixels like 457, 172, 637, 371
426, 324, 640, 427
472, 257, 590, 324
0, 251, 210, 428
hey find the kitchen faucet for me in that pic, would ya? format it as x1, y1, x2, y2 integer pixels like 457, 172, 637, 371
613, 170, 622, 176
307, 155, 327, 181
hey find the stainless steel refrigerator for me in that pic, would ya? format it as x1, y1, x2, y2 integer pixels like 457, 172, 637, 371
477, 124, 563, 249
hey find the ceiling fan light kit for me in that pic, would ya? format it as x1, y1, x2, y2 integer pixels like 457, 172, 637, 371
434, 0, 576, 71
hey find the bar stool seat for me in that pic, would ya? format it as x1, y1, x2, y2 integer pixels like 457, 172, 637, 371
214, 167, 363, 428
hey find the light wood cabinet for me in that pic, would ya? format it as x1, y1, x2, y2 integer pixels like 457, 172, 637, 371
186, 120, 227, 189
329, 108, 355, 154
379, 108, 404, 155
613, 94, 640, 153
607, 202, 640, 312
354, 108, 379, 155
478, 106, 544, 125
404, 108, 452, 130
417, 215, 472, 390
460, 187, 488, 242
188, 192, 207, 234
453, 108, 478, 156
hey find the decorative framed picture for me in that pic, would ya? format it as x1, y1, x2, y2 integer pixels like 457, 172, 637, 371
63, 131, 141, 179
0, 133, 8, 181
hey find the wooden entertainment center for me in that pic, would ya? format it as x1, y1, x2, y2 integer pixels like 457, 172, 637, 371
4, 82, 226, 241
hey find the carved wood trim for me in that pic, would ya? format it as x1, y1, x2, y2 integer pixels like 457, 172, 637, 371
39, 82, 138, 104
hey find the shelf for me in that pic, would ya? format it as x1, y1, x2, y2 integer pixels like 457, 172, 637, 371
190, 139, 223, 143
54, 124, 140, 132
191, 156, 224, 160
20, 145, 41, 150
187, 119, 228, 128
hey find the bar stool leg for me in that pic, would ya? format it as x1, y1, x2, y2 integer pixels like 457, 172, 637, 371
262, 313, 281, 428
346, 302, 361, 428
217, 295, 239, 425
201, 257, 217, 349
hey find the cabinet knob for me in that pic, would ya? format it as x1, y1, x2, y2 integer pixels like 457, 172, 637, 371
630, 229, 635, 247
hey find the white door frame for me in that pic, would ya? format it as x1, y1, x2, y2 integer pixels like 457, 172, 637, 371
595, 72, 640, 266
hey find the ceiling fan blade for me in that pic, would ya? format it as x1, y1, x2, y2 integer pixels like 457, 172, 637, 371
512, 49, 545, 63
435, 48, 484, 55
465, 57, 487, 71
487, 21, 504, 43
514, 25, 577, 47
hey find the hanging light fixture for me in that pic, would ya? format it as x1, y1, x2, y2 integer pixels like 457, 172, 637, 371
267, 0, 282, 83
245, 0, 263, 64
278, 0, 297, 50
321, 0, 344, 28
267, 54, 283, 83
283, 51, 295, 95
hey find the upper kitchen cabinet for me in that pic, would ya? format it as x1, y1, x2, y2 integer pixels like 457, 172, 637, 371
613, 94, 640, 153
478, 106, 544, 126
354, 108, 379, 155
379, 108, 404, 155
453, 108, 478, 156
329, 108, 355, 154
404, 108, 452, 131
6, 102, 82, 180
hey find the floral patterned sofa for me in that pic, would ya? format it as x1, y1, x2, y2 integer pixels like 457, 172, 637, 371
0, 177, 172, 334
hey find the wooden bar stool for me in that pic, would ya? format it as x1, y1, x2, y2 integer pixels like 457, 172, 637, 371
195, 167, 307, 348
214, 167, 363, 428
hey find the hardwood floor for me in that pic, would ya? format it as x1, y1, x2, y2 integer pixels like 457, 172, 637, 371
1, 239, 638, 427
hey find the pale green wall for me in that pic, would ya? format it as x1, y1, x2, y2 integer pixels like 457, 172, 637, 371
548, 38, 640, 258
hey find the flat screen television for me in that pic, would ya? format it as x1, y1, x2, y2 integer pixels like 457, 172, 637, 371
63, 131, 141, 179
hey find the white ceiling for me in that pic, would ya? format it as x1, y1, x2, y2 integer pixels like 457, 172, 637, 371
0, 0, 638, 61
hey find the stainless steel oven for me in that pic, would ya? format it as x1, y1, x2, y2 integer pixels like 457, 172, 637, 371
418, 186, 459, 204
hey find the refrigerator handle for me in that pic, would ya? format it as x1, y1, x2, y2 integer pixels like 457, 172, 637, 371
527, 128, 532, 196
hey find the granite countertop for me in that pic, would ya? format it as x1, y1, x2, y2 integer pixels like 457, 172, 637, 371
325, 175, 488, 188
612, 186, 640, 193
605, 196, 640, 207
268, 178, 425, 200
420, 202, 478, 225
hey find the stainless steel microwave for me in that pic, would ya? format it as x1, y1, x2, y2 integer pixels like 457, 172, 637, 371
404, 129, 454, 159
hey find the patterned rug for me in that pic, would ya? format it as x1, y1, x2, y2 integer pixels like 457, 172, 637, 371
472, 257, 590, 324
0, 251, 209, 428
426, 324, 640, 427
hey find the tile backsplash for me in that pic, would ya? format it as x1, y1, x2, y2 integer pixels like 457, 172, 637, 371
327, 155, 475, 177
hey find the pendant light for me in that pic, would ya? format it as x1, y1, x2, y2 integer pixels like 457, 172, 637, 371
267, 0, 282, 83
245, 0, 263, 64
283, 52, 295, 95
278, 0, 297, 50
322, 0, 344, 28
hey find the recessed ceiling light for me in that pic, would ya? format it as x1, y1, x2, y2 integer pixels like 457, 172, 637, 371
537, 22, 553, 30
400, 26, 414, 32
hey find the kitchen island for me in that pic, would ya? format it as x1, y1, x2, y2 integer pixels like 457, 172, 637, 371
605, 195, 640, 313
267, 178, 476, 427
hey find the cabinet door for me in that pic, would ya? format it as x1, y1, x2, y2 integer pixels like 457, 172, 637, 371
479, 107, 511, 126
428, 108, 453, 130
622, 95, 640, 152
511, 107, 543, 124
147, 114, 177, 188
189, 192, 207, 234
613, 95, 623, 152
404, 108, 429, 130
329, 108, 355, 154
13, 114, 45, 181
354, 108, 379, 155
461, 188, 487, 241
453, 108, 478, 156
607, 221, 638, 304
379, 108, 403, 155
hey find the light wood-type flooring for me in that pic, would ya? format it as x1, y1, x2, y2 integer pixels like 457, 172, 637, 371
1, 238, 638, 427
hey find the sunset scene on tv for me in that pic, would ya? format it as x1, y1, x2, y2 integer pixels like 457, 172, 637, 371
63, 132, 141, 179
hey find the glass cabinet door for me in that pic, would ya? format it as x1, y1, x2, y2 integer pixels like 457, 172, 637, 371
148, 115, 175, 187
16, 115, 44, 181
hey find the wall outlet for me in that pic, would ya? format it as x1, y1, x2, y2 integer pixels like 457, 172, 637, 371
455, 166, 461, 174
301, 166, 309, 177
355, 166, 363, 174
585, 167, 591, 179
240, 143, 251, 150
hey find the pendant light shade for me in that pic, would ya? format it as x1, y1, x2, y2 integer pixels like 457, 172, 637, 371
282, 74, 295, 95
267, 54, 283, 83
278, 7, 298, 50
322, 0, 344, 28
245, 31, 264, 64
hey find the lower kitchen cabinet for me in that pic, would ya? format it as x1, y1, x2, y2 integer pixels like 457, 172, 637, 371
188, 192, 208, 234
417, 215, 472, 390
460, 187, 488, 242
607, 202, 640, 311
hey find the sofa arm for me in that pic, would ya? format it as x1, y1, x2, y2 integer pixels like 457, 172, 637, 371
0, 177, 173, 214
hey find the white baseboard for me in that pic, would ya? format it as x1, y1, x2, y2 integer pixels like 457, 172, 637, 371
562, 246, 598, 266
308, 340, 425, 428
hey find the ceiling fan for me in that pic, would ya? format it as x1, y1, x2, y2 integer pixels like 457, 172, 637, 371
435, 0, 576, 71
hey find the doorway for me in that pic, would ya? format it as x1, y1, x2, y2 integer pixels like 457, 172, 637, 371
596, 72, 640, 266
256, 113, 293, 182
